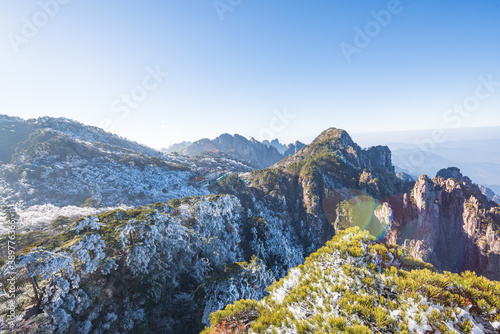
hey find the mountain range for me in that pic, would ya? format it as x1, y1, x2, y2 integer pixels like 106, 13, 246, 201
0, 115, 499, 334
162, 134, 304, 169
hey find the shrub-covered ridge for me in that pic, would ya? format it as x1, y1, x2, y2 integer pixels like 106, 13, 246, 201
204, 228, 500, 334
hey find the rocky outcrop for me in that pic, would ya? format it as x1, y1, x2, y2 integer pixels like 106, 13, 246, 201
284, 141, 305, 157
365, 146, 395, 174
385, 167, 500, 280
168, 134, 284, 169
396, 171, 414, 182
262, 138, 287, 154
166, 136, 306, 169
283, 128, 396, 177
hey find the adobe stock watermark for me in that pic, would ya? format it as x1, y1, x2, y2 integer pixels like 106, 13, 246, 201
339, 0, 409, 64
100, 66, 168, 132
398, 75, 500, 170
257, 108, 295, 143
213, 0, 244, 21
7, 0, 71, 54
1, 207, 18, 331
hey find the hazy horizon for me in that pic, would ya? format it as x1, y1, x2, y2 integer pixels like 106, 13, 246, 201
2, 1, 500, 148
4, 113, 500, 152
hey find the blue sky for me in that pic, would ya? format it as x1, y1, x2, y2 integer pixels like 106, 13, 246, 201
1, 0, 500, 149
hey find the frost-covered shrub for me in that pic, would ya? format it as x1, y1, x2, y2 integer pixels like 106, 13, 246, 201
74, 216, 104, 233
1, 193, 311, 333
205, 228, 500, 334
201, 256, 274, 325
120, 307, 145, 332
118, 217, 173, 276
72, 233, 106, 275
100, 258, 117, 275
42, 276, 72, 312
249, 201, 305, 277
50, 308, 72, 333
189, 195, 244, 268
0, 203, 130, 236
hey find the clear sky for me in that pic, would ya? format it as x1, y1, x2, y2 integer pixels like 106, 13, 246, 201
1, 0, 500, 149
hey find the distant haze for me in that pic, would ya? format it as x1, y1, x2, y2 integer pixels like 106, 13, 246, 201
351, 126, 500, 192
2, 1, 500, 148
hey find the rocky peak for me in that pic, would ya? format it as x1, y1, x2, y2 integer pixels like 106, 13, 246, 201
365, 145, 395, 174
310, 127, 356, 148
436, 167, 473, 187
284, 141, 305, 157
411, 175, 436, 210
262, 138, 287, 154
299, 128, 397, 179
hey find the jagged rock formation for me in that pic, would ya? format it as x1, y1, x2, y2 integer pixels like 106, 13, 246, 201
166, 134, 284, 169
262, 138, 287, 154
165, 136, 305, 169
246, 131, 500, 282
384, 167, 500, 280
283, 140, 305, 157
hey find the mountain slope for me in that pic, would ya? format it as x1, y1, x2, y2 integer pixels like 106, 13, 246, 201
0, 116, 251, 234
0, 117, 206, 206
204, 228, 500, 334
0, 193, 307, 333
247, 128, 406, 251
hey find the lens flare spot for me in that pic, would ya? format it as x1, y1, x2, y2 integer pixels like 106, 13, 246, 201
338, 194, 390, 240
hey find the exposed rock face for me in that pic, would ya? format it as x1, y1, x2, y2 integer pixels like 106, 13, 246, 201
284, 141, 305, 157
262, 138, 287, 154
436, 166, 474, 185
169, 133, 284, 169
166, 136, 306, 169
289, 128, 398, 176
386, 167, 500, 280
365, 146, 394, 174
